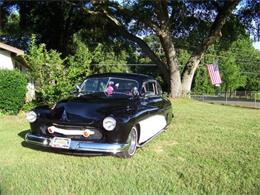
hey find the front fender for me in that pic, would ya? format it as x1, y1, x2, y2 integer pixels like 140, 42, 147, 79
105, 106, 151, 143
29, 106, 52, 134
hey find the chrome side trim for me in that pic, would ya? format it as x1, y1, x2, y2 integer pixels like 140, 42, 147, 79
25, 133, 129, 154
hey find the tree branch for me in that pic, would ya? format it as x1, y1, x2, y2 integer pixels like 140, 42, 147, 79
85, 8, 170, 83
182, 0, 240, 76
180, 0, 240, 94
108, 2, 161, 33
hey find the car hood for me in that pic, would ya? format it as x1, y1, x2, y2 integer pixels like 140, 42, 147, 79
51, 94, 137, 124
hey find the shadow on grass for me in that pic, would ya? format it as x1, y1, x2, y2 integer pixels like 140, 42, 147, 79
18, 130, 108, 158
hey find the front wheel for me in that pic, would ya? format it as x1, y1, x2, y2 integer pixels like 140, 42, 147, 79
117, 126, 138, 158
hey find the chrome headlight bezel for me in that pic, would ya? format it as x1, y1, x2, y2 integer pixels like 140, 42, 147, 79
103, 117, 116, 131
26, 111, 37, 123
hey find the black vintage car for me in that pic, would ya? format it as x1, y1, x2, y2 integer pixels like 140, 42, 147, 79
25, 73, 173, 158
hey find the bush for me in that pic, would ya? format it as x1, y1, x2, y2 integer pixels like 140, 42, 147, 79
26, 35, 70, 105
0, 70, 27, 114
21, 101, 38, 112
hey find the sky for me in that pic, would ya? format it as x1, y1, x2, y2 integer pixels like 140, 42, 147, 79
253, 42, 260, 51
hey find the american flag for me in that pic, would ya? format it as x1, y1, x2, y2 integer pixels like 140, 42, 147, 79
206, 64, 222, 86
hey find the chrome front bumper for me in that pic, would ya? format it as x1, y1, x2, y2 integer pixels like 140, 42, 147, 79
25, 133, 129, 154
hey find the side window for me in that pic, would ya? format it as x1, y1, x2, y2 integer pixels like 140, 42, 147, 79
144, 82, 156, 96
84, 79, 99, 91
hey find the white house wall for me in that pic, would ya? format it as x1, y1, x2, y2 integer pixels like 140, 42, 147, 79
0, 50, 14, 70
0, 49, 35, 102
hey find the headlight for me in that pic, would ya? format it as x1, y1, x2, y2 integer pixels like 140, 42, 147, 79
26, 111, 37, 123
103, 117, 116, 131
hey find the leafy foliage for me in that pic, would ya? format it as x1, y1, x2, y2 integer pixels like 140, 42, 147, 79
21, 101, 38, 112
25, 35, 128, 105
219, 52, 246, 94
66, 35, 92, 86
193, 68, 215, 94
66, 36, 128, 87
0, 70, 27, 114
1, 1, 260, 97
91, 43, 128, 74
229, 37, 260, 91
192, 36, 259, 94
25, 35, 70, 105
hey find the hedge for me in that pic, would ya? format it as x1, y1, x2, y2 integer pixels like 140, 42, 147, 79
0, 70, 27, 114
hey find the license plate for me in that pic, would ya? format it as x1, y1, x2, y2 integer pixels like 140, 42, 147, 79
51, 137, 71, 149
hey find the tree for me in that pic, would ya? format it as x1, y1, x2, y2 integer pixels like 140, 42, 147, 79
66, 35, 128, 85
84, 0, 258, 97
91, 43, 128, 74
192, 35, 259, 94
219, 52, 246, 95
17, 1, 84, 54
2, 0, 258, 97
25, 34, 129, 104
229, 36, 260, 91
0, 2, 30, 50
25, 35, 70, 105
66, 35, 92, 86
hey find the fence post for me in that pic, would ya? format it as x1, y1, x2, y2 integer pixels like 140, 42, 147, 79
225, 95, 227, 104
255, 92, 257, 108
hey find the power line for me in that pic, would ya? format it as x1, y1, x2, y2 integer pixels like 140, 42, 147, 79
92, 63, 260, 75
92, 63, 157, 66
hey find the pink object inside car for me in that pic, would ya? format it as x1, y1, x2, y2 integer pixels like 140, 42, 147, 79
106, 84, 114, 95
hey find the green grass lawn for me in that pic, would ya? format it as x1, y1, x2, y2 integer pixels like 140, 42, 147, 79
0, 99, 259, 195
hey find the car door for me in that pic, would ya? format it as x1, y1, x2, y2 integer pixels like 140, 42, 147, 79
138, 80, 167, 143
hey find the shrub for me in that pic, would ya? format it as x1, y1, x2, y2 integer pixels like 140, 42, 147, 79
26, 35, 70, 105
0, 70, 27, 114
21, 101, 38, 112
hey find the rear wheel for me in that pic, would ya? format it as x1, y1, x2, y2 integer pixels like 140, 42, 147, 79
117, 126, 138, 158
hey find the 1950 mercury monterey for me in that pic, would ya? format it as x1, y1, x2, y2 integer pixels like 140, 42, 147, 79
25, 73, 173, 158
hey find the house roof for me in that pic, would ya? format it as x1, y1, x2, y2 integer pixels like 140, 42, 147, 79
14, 55, 30, 69
0, 42, 24, 55
0, 42, 30, 69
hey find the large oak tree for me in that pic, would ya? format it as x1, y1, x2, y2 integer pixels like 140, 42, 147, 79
85, 0, 259, 97
1, 0, 259, 97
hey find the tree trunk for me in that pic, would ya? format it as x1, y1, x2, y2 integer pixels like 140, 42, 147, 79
93, 0, 239, 98
170, 66, 182, 97
181, 55, 203, 96
119, 28, 172, 90
180, 0, 239, 96
158, 30, 182, 97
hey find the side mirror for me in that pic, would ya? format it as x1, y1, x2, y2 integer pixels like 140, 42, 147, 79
131, 87, 139, 97
71, 85, 80, 94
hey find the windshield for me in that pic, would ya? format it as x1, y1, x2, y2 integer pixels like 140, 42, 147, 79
79, 77, 139, 96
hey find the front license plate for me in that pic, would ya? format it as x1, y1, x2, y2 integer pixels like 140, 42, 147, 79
51, 137, 71, 149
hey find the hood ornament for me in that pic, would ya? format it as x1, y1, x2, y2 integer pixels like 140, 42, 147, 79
61, 110, 69, 121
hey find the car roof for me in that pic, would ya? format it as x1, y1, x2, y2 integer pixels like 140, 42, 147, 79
86, 73, 154, 83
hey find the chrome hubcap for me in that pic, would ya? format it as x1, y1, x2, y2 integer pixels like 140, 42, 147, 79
128, 127, 137, 155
